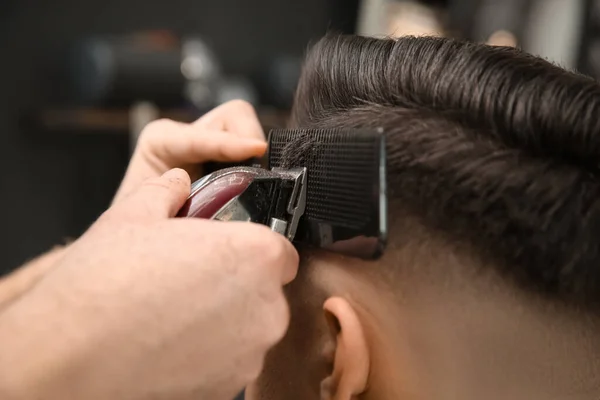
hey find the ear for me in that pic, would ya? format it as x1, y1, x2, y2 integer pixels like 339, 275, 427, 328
320, 297, 370, 400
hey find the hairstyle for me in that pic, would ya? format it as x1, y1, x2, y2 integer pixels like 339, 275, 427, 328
284, 35, 600, 311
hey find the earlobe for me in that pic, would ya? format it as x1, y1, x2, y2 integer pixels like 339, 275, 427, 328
321, 297, 370, 400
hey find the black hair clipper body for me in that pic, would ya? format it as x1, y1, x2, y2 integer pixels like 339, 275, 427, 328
178, 128, 386, 259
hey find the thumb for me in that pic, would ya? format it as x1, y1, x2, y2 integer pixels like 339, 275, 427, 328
111, 168, 191, 220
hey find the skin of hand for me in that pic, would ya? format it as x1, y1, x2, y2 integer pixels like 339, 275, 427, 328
0, 168, 299, 400
0, 247, 67, 310
113, 99, 267, 203
0, 100, 267, 310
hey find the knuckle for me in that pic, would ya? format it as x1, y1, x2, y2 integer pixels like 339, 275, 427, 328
139, 118, 175, 143
263, 236, 289, 264
226, 99, 255, 113
214, 143, 228, 160
225, 223, 295, 274
143, 177, 173, 191
233, 224, 272, 250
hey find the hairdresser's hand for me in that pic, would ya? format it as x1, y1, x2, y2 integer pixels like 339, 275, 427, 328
114, 99, 266, 204
0, 101, 264, 309
0, 169, 298, 400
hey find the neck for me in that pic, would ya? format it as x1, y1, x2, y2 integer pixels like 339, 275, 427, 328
361, 275, 600, 400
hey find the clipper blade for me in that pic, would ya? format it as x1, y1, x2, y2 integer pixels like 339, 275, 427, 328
268, 128, 386, 259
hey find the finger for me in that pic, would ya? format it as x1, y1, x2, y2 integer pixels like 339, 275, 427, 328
146, 121, 267, 165
111, 168, 191, 220
194, 100, 265, 140
230, 224, 300, 285
277, 238, 300, 285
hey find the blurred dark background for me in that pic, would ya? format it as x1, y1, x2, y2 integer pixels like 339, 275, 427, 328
0, 0, 595, 273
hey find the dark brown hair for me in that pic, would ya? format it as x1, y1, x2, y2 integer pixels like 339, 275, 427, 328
286, 35, 600, 311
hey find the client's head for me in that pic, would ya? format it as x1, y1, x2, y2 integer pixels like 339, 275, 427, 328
248, 35, 600, 400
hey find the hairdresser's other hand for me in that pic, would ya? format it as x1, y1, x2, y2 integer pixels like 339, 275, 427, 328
114, 99, 266, 204
0, 169, 298, 400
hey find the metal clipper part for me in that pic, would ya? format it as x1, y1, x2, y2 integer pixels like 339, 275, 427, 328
178, 166, 307, 241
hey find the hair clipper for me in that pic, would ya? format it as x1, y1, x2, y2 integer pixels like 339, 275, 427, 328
177, 128, 387, 259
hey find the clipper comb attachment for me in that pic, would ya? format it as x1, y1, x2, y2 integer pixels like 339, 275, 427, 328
268, 128, 386, 259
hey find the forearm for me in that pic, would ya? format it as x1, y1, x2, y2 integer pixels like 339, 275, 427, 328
0, 246, 67, 309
